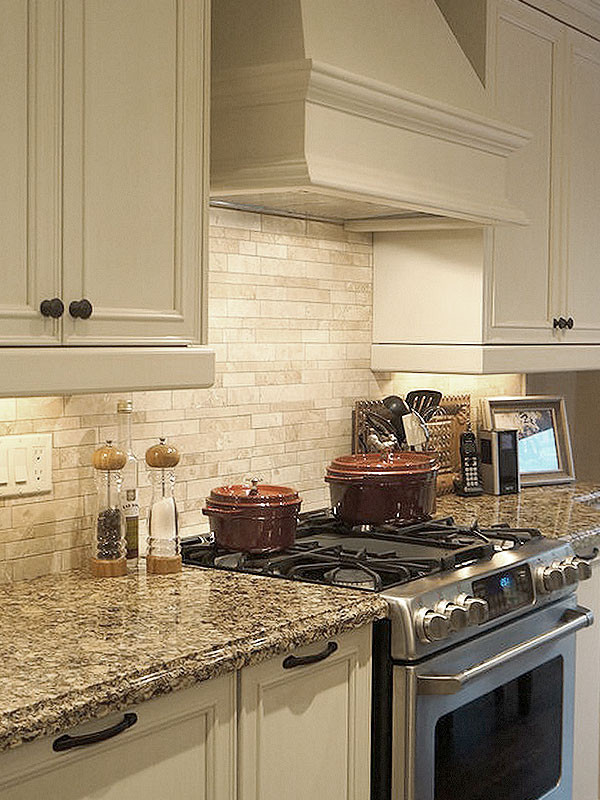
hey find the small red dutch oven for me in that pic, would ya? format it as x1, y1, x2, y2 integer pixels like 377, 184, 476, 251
202, 479, 301, 553
325, 452, 439, 527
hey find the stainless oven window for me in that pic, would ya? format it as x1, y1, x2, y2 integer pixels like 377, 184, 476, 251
434, 656, 563, 800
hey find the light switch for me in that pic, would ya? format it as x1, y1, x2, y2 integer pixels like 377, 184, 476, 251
0, 434, 52, 498
13, 448, 28, 484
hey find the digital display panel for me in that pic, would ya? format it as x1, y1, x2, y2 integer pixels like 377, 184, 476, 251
472, 566, 533, 620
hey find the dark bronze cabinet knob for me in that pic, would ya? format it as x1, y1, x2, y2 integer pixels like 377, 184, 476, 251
553, 316, 568, 330
69, 299, 93, 319
40, 298, 64, 319
566, 317, 574, 329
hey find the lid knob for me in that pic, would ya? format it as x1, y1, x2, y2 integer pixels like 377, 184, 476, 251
92, 440, 127, 471
145, 437, 180, 468
246, 476, 263, 495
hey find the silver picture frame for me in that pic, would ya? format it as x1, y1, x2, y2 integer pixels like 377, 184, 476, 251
481, 395, 575, 487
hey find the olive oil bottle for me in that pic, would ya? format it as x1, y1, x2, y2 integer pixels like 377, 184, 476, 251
117, 400, 139, 564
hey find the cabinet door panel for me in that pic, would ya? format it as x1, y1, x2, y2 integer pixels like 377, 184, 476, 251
62, 0, 206, 345
573, 560, 600, 800
239, 628, 372, 800
0, 0, 62, 344
0, 675, 236, 800
564, 33, 600, 342
486, 1, 563, 344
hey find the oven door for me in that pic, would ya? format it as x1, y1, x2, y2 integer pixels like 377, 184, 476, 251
393, 600, 593, 800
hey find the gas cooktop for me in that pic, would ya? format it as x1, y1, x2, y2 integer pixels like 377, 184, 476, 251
180, 511, 544, 592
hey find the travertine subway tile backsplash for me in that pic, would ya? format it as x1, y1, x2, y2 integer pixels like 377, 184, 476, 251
0, 210, 391, 582
0, 209, 524, 583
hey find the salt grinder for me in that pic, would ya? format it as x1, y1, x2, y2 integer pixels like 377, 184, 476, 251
145, 438, 182, 574
91, 440, 127, 577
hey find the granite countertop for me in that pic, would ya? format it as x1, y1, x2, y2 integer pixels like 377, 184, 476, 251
0, 567, 388, 753
3, 481, 599, 755
436, 480, 600, 547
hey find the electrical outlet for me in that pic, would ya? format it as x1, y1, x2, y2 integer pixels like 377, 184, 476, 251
0, 434, 52, 498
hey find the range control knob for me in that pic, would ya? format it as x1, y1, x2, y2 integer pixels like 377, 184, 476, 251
415, 609, 451, 643
435, 600, 469, 631
573, 558, 593, 581
558, 560, 579, 586
455, 594, 489, 625
536, 565, 564, 593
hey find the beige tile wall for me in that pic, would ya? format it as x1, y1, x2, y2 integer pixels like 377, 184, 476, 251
0, 209, 524, 583
0, 209, 395, 582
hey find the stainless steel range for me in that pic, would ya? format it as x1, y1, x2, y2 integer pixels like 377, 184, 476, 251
181, 512, 594, 800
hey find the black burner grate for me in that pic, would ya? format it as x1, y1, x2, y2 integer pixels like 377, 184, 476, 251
181, 511, 543, 592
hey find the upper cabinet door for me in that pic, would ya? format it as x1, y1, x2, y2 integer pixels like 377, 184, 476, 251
486, 0, 564, 344
62, 0, 208, 345
563, 31, 600, 343
0, 1, 62, 345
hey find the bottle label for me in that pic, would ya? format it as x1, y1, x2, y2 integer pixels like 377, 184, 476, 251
123, 488, 139, 519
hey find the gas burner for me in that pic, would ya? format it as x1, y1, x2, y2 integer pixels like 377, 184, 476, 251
214, 552, 245, 569
324, 567, 378, 591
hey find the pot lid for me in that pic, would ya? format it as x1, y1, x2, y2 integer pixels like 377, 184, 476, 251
207, 478, 300, 507
326, 452, 438, 479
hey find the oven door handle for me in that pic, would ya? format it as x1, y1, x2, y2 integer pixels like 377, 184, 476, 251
417, 606, 593, 696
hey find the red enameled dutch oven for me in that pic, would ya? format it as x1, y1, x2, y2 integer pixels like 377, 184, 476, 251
202, 479, 301, 553
325, 451, 439, 527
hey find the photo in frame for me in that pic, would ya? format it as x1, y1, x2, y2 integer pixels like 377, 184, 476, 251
480, 396, 575, 487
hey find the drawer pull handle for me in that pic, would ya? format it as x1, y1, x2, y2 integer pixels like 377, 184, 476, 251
282, 641, 338, 669
52, 712, 138, 752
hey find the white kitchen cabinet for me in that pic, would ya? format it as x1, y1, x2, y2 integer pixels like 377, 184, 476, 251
370, 0, 600, 374
0, 0, 209, 349
563, 30, 600, 344
0, 1, 62, 346
0, 0, 213, 394
486, 0, 564, 346
574, 557, 600, 800
238, 627, 372, 800
62, 0, 207, 346
0, 674, 236, 800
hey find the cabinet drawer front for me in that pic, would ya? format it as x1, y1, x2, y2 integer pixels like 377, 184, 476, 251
62, 0, 208, 345
238, 627, 372, 800
0, 675, 236, 800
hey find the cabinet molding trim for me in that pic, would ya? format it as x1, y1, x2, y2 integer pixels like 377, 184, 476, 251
0, 346, 215, 396
371, 342, 600, 374
214, 59, 531, 157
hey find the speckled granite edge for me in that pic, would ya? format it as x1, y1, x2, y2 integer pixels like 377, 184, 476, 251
0, 586, 387, 752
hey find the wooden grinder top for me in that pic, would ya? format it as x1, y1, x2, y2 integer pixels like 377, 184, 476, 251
92, 440, 127, 471
145, 437, 180, 469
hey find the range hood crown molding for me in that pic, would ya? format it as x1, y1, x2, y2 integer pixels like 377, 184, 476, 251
214, 59, 530, 158
212, 58, 531, 225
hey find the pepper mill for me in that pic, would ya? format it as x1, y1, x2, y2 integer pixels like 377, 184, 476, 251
145, 438, 182, 575
91, 440, 127, 577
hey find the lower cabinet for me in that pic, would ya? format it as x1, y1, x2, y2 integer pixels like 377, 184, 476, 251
0, 627, 373, 800
238, 626, 372, 800
0, 674, 236, 800
574, 558, 600, 800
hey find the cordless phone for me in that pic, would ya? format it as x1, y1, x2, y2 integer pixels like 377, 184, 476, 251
453, 431, 484, 496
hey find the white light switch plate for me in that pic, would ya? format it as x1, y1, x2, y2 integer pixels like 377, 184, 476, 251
0, 434, 52, 498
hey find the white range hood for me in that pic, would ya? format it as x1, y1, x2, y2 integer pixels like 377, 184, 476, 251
211, 0, 531, 225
